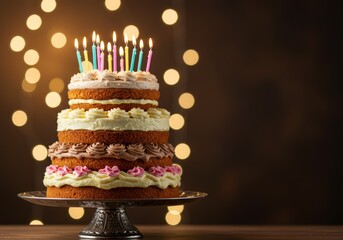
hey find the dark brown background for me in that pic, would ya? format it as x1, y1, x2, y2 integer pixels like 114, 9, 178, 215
0, 0, 341, 225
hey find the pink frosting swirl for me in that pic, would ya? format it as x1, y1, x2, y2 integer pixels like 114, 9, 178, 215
127, 166, 145, 177
98, 166, 120, 177
46, 165, 59, 175
165, 165, 182, 175
73, 166, 91, 177
148, 166, 166, 177
57, 166, 73, 176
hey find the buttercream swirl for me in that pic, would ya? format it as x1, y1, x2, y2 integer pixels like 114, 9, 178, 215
86, 108, 108, 119
108, 108, 130, 119
69, 109, 86, 119
134, 71, 157, 82
129, 108, 149, 119
86, 143, 107, 156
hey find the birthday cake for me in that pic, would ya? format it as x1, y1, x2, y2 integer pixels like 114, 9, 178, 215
43, 34, 182, 199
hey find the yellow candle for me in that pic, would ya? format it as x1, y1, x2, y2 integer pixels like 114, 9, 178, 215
83, 37, 90, 72
107, 42, 112, 72
124, 33, 129, 71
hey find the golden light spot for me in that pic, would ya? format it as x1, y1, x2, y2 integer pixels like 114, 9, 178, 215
10, 36, 26, 52
104, 0, 121, 11
24, 49, 39, 66
123, 25, 140, 40
168, 205, 184, 214
179, 92, 195, 109
22, 79, 37, 93
29, 220, 44, 225
163, 69, 180, 85
162, 9, 178, 25
68, 207, 85, 220
51, 32, 67, 48
169, 114, 185, 130
25, 68, 41, 84
49, 78, 65, 93
32, 145, 48, 161
165, 211, 181, 226
183, 49, 199, 66
175, 143, 191, 160
12, 110, 28, 127
41, 0, 57, 12
45, 92, 61, 108
26, 14, 42, 30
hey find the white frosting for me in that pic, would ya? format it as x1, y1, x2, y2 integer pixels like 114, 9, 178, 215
69, 99, 158, 106
68, 80, 159, 90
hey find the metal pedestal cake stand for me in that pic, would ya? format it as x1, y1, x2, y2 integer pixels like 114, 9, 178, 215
18, 190, 207, 239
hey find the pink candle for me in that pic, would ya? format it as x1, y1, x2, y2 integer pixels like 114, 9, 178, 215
100, 41, 105, 71
119, 46, 124, 72
146, 38, 153, 72
112, 31, 117, 72
96, 34, 100, 71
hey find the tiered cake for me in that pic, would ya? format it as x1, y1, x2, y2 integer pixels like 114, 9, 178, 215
43, 69, 182, 198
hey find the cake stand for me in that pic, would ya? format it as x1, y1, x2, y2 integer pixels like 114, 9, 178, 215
18, 190, 207, 239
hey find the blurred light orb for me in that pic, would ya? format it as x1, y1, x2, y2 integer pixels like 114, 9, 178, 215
26, 14, 42, 30
51, 32, 67, 48
10, 36, 26, 52
168, 205, 184, 214
29, 220, 44, 225
123, 25, 140, 40
163, 69, 180, 85
165, 211, 181, 226
32, 145, 48, 161
45, 92, 61, 108
49, 78, 65, 93
169, 114, 185, 130
183, 49, 199, 66
22, 79, 37, 93
25, 68, 41, 84
162, 9, 178, 25
175, 143, 191, 160
68, 207, 85, 220
24, 49, 39, 65
104, 0, 121, 11
179, 92, 195, 109
12, 110, 28, 127
41, 0, 57, 12
82, 61, 93, 71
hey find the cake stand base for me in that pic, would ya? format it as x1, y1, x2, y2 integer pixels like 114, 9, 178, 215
18, 191, 207, 239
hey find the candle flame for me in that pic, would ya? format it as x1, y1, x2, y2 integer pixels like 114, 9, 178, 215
83, 37, 87, 49
100, 41, 105, 51
107, 42, 112, 52
132, 35, 136, 47
124, 33, 128, 45
96, 34, 100, 45
139, 39, 144, 49
113, 31, 116, 44
74, 38, 79, 49
119, 46, 124, 57
149, 38, 153, 49
92, 31, 96, 43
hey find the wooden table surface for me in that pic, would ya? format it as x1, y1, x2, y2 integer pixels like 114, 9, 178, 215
1, 225, 343, 239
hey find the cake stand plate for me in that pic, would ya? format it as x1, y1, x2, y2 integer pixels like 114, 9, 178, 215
18, 190, 207, 239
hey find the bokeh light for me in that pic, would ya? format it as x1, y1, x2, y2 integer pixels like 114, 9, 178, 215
163, 69, 180, 85
12, 110, 28, 127
10, 36, 25, 52
26, 14, 42, 30
29, 220, 44, 225
175, 143, 191, 160
162, 9, 178, 25
49, 78, 65, 93
41, 0, 57, 13
123, 25, 140, 40
183, 49, 199, 66
32, 145, 48, 161
168, 205, 184, 214
165, 211, 181, 226
45, 92, 61, 108
22, 79, 37, 93
51, 32, 67, 48
169, 114, 185, 130
24, 49, 39, 66
68, 207, 85, 220
25, 68, 41, 84
104, 0, 121, 11
179, 92, 195, 109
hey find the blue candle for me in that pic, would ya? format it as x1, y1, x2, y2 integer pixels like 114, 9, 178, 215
129, 35, 137, 72
74, 39, 83, 73
92, 31, 97, 70
137, 39, 144, 71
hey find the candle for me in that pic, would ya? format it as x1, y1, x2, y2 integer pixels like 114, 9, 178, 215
124, 33, 129, 71
137, 39, 144, 72
96, 34, 101, 71
74, 39, 83, 73
107, 42, 112, 72
92, 31, 97, 70
83, 37, 90, 72
100, 41, 105, 71
112, 31, 117, 72
119, 46, 124, 72
129, 35, 137, 72
146, 38, 153, 72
